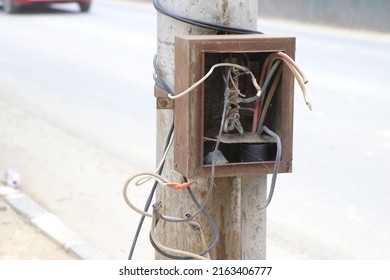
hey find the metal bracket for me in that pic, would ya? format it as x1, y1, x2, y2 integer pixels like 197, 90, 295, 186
154, 85, 174, 109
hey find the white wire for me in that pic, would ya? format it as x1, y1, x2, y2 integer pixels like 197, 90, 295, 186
123, 172, 168, 218
268, 56, 311, 110
155, 131, 174, 173
125, 61, 281, 259
150, 212, 210, 260
168, 63, 261, 100
130, 132, 174, 188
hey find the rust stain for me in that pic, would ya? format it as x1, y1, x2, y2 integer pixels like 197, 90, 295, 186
222, 0, 228, 25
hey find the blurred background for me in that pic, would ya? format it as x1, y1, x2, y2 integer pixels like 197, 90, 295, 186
259, 0, 390, 32
0, 0, 389, 259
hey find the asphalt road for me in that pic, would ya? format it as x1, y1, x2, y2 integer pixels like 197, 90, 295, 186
1, 0, 389, 259
0, 0, 157, 259
262, 20, 390, 259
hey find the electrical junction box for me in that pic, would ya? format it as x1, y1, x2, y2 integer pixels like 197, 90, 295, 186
173, 34, 296, 178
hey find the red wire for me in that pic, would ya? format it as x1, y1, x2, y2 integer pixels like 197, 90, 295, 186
251, 53, 277, 133
251, 52, 306, 133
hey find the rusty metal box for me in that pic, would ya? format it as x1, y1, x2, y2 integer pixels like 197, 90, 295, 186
173, 34, 295, 178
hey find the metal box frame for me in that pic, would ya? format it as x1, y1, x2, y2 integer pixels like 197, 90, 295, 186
174, 34, 296, 178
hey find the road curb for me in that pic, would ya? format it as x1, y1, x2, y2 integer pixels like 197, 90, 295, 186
0, 185, 111, 260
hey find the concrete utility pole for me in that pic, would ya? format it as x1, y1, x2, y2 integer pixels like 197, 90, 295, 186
155, 0, 266, 260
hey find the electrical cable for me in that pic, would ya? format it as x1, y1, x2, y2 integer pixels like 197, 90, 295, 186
267, 55, 311, 110
127, 1, 279, 260
153, 0, 263, 35
168, 63, 260, 100
155, 68, 230, 223
127, 58, 290, 258
127, 123, 174, 260
151, 67, 246, 225
149, 184, 219, 260
257, 126, 281, 209
126, 135, 218, 259
123, 173, 166, 217
261, 52, 307, 86
123, 130, 177, 218
149, 232, 189, 260
150, 202, 209, 260
153, 182, 212, 223
257, 66, 283, 129
273, 52, 308, 84
131, 33, 300, 259
153, 54, 173, 94
127, 59, 234, 259
264, 53, 310, 109
252, 52, 310, 133
251, 53, 277, 133
146, 69, 232, 259
124, 172, 196, 220
123, 100, 218, 257
186, 184, 219, 253
238, 60, 281, 104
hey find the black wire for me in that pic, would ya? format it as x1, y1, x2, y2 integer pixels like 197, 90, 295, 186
153, 54, 173, 94
149, 185, 218, 260
130, 0, 264, 259
127, 124, 174, 260
149, 71, 230, 259
128, 53, 177, 260
149, 232, 189, 260
257, 126, 281, 209
237, 94, 260, 104
153, 54, 217, 224
156, 69, 231, 225
186, 185, 219, 252
153, 0, 263, 35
